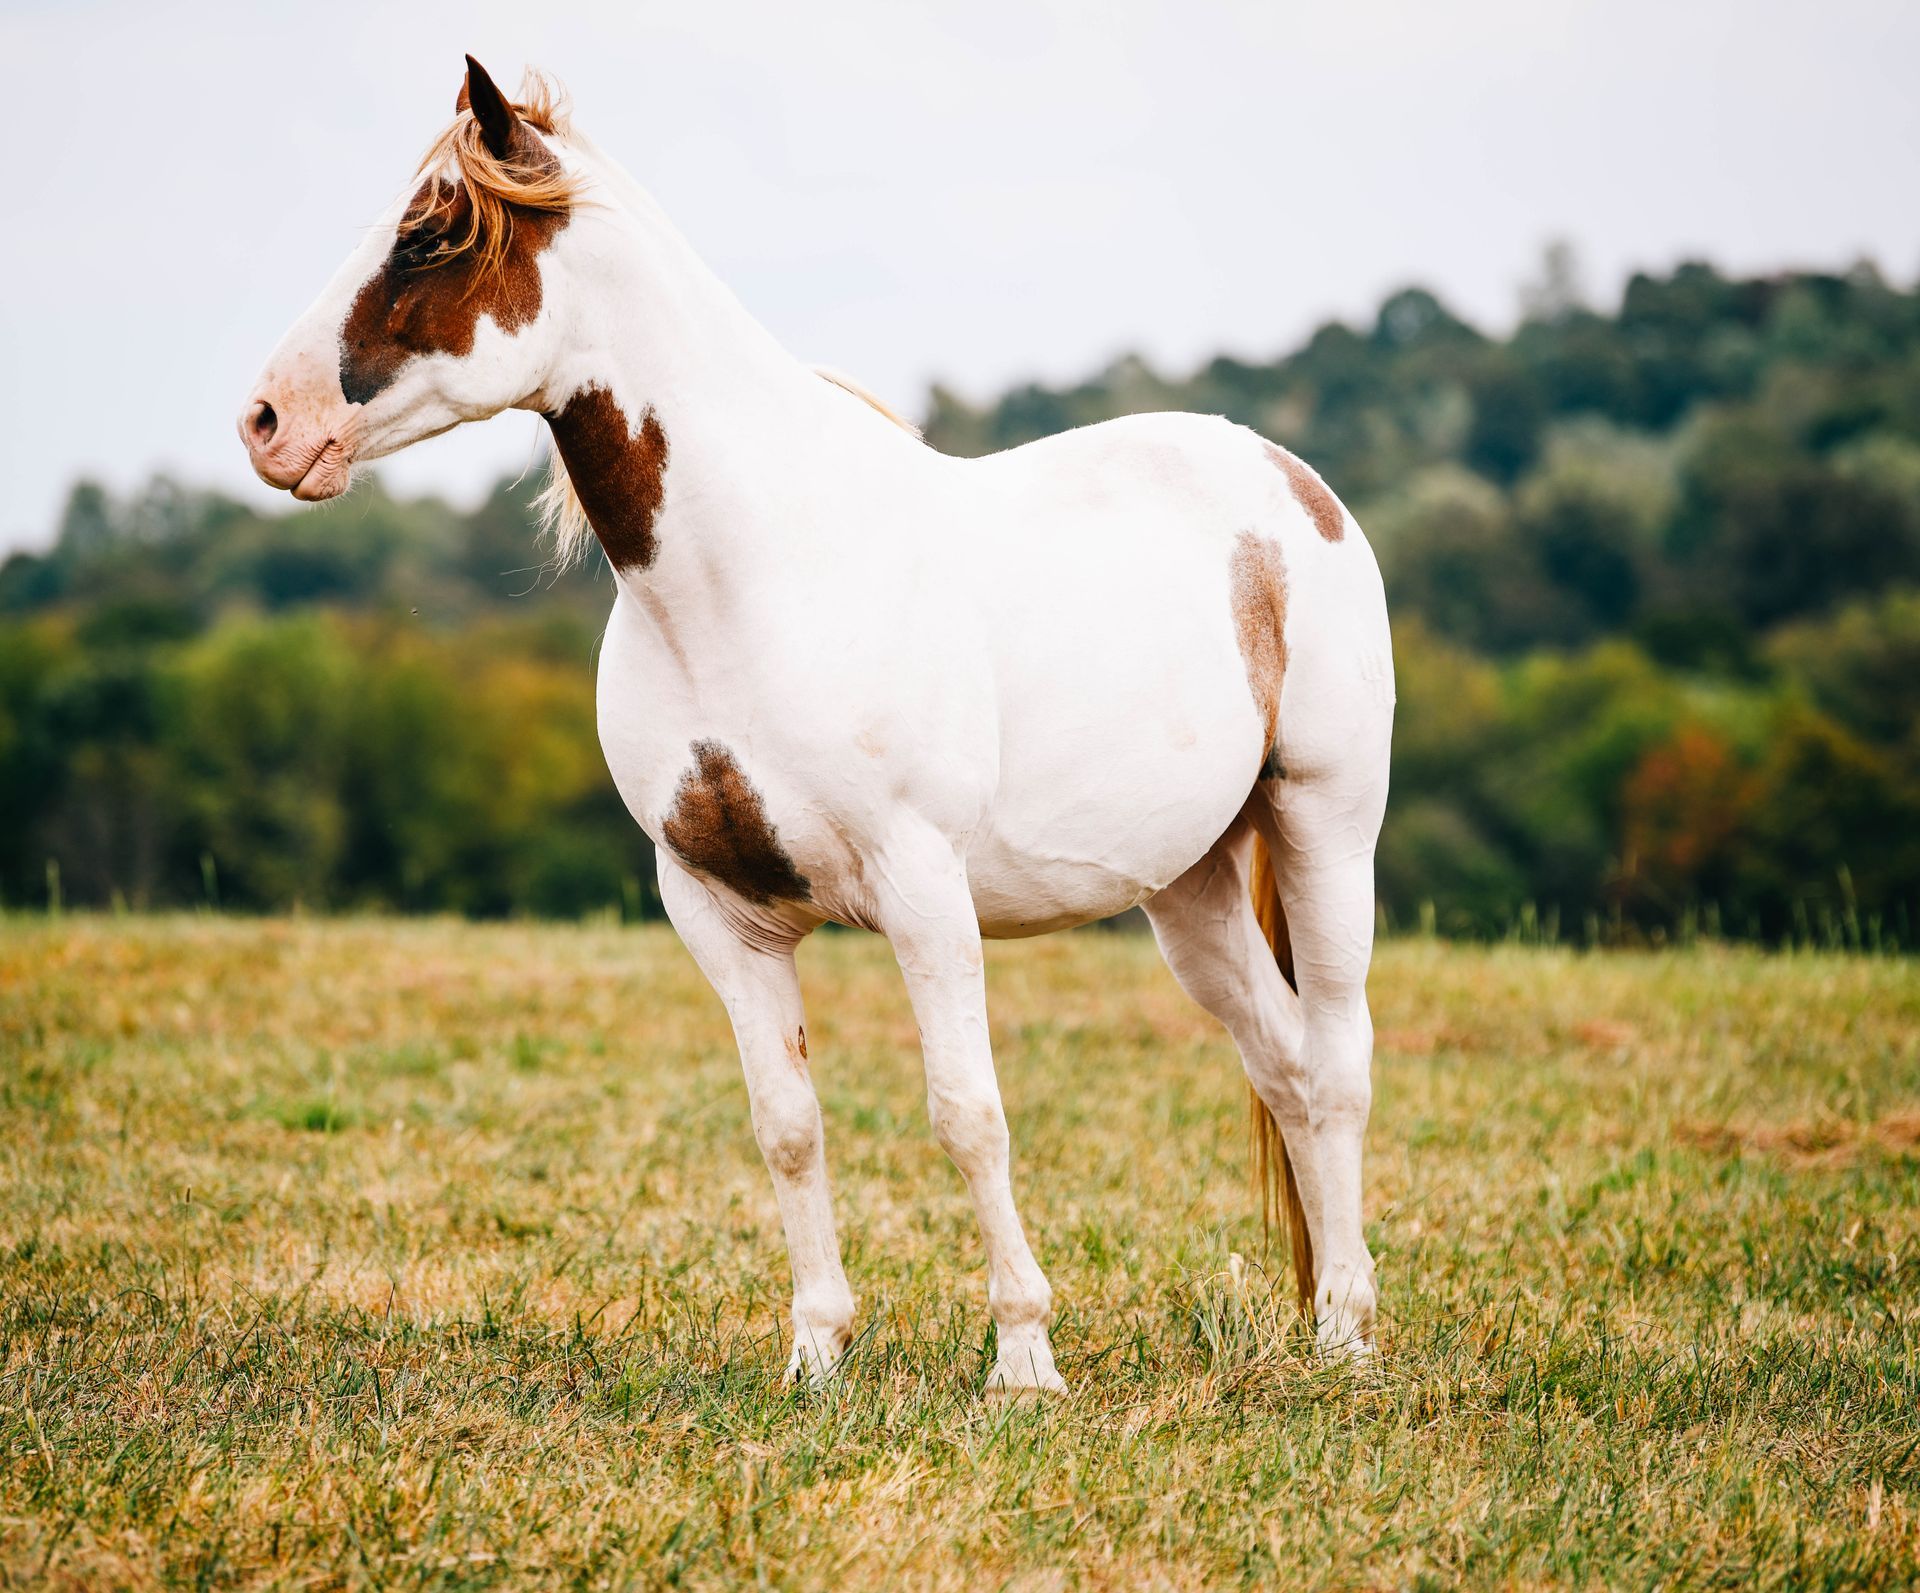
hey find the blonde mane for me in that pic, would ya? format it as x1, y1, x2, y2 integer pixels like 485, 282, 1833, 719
406, 70, 580, 283
811, 368, 925, 440
537, 370, 924, 572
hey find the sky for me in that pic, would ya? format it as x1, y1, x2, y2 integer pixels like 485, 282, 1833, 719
2, 0, 1916, 552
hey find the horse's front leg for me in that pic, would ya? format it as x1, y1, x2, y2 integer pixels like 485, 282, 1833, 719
658, 856, 856, 1381
874, 831, 1065, 1395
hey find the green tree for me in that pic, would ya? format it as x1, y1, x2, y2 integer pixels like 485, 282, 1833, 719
165, 617, 356, 908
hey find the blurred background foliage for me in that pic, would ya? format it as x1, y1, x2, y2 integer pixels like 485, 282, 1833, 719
4, 255, 1919, 942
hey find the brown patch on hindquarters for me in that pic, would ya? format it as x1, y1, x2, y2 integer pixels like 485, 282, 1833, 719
546, 388, 671, 570
1228, 530, 1289, 759
339, 121, 570, 406
1262, 440, 1346, 543
661, 742, 812, 905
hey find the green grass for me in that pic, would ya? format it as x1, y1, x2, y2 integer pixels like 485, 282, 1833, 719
2, 918, 1917, 1589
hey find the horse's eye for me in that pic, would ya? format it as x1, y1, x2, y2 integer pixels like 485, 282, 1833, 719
392, 225, 440, 270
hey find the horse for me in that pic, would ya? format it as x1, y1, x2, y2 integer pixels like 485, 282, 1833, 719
239, 58, 1395, 1394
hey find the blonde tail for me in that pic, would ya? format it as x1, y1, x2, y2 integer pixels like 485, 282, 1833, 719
1249, 835, 1315, 1318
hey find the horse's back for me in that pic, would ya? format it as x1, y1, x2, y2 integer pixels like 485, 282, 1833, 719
964, 409, 1391, 776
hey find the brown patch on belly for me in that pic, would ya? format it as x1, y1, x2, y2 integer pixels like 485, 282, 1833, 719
1262, 441, 1346, 543
661, 741, 811, 904
546, 388, 670, 571
1229, 530, 1288, 759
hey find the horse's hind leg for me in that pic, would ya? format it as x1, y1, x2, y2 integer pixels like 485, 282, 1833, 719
1146, 793, 1380, 1354
1248, 770, 1385, 1354
1141, 821, 1316, 1289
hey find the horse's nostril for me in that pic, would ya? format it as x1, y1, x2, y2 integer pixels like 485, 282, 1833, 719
249, 401, 278, 445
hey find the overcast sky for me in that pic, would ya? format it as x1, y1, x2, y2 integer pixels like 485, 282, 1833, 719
2, 0, 1915, 551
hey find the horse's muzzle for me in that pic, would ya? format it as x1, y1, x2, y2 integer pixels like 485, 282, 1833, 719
238, 356, 359, 501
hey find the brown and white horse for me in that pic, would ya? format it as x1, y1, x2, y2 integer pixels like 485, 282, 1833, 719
240, 60, 1394, 1393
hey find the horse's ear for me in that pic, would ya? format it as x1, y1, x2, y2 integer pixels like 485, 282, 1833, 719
461, 55, 517, 159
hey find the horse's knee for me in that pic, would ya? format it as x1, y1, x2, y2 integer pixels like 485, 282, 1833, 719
927, 1082, 1008, 1170
753, 1092, 823, 1181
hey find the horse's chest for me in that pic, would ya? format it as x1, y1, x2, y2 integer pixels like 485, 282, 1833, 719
594, 596, 869, 913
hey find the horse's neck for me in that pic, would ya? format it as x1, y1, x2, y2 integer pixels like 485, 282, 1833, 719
545, 163, 912, 621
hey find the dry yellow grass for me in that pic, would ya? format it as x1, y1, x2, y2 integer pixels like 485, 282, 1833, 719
2, 917, 1917, 1588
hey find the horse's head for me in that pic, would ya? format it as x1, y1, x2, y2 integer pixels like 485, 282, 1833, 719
239, 58, 580, 500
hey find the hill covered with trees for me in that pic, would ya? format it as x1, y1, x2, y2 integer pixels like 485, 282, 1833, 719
5, 257, 1918, 941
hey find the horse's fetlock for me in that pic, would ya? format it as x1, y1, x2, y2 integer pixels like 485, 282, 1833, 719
794, 1285, 855, 1345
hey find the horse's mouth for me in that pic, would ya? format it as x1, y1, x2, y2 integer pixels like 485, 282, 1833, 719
238, 400, 357, 500
290, 438, 353, 501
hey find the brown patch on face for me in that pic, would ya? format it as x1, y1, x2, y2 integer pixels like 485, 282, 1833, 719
546, 388, 671, 571
1262, 441, 1346, 543
661, 741, 812, 905
1228, 530, 1288, 760
338, 124, 568, 406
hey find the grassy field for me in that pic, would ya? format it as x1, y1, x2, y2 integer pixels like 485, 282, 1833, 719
2, 918, 1917, 1589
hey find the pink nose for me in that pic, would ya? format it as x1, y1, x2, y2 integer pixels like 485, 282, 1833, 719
236, 364, 357, 499
244, 399, 278, 451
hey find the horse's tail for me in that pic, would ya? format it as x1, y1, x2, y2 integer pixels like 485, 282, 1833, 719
1248, 834, 1316, 1318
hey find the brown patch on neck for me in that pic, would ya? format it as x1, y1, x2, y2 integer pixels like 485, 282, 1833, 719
1229, 530, 1289, 761
546, 388, 670, 571
661, 741, 811, 905
1262, 441, 1346, 543
339, 123, 568, 406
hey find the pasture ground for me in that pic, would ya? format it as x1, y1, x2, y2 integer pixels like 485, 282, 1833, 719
2, 917, 1917, 1589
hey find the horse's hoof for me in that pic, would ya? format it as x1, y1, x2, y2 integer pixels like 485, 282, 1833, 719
784, 1345, 845, 1388
984, 1346, 1068, 1398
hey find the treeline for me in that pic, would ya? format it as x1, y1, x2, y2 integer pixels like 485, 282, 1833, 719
3, 256, 1918, 940
0, 606, 655, 921
929, 255, 1920, 944
0, 479, 653, 919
